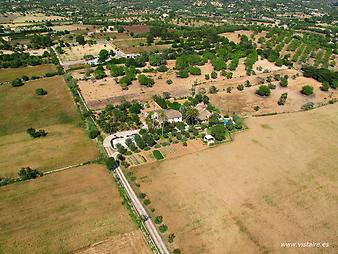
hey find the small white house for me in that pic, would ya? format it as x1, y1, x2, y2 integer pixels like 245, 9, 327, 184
203, 135, 215, 145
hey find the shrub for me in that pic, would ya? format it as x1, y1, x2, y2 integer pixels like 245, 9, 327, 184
157, 64, 168, 72
188, 66, 201, 75
139, 193, 146, 199
88, 128, 99, 139
211, 71, 218, 79
154, 216, 163, 224
35, 88, 48, 96
26, 128, 47, 138
173, 249, 181, 254
138, 74, 155, 87
256, 85, 271, 96
21, 75, 29, 81
159, 224, 168, 233
209, 85, 218, 94
143, 199, 151, 205
227, 86, 232, 93
177, 69, 189, 78
205, 74, 210, 80
279, 77, 288, 87
166, 79, 173, 85
153, 150, 164, 160
237, 84, 244, 91
268, 83, 276, 89
301, 85, 314, 96
18, 167, 42, 180
320, 81, 330, 91
116, 144, 127, 154
168, 233, 175, 243
301, 102, 314, 111
278, 92, 288, 106
11, 78, 24, 87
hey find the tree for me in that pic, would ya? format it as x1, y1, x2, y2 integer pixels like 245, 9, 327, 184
158, 110, 168, 136
76, 35, 86, 45
177, 69, 189, 78
237, 84, 244, 91
134, 134, 146, 149
185, 107, 199, 124
105, 157, 118, 170
116, 144, 127, 154
188, 66, 201, 75
98, 49, 109, 63
256, 85, 271, 96
210, 124, 227, 141
301, 85, 314, 96
280, 76, 288, 87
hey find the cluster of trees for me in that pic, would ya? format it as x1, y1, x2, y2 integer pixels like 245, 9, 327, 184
26, 128, 48, 138
0, 167, 43, 186
29, 34, 53, 49
0, 53, 42, 68
97, 101, 142, 134
278, 93, 288, 105
302, 66, 337, 89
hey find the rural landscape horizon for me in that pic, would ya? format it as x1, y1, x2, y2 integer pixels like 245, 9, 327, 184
0, 0, 337, 253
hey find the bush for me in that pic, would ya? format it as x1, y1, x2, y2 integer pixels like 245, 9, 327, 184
211, 71, 218, 79
268, 83, 276, 89
154, 216, 163, 224
168, 233, 175, 243
278, 92, 288, 106
173, 249, 181, 254
301, 85, 314, 96
21, 75, 29, 81
256, 85, 271, 96
208, 85, 217, 94
301, 102, 314, 111
279, 77, 288, 87
26, 128, 47, 138
88, 128, 99, 139
116, 144, 127, 154
188, 66, 201, 75
138, 74, 155, 87
177, 69, 189, 78
159, 224, 168, 233
205, 74, 210, 80
18, 167, 42, 180
237, 84, 244, 91
153, 150, 164, 160
166, 79, 173, 85
320, 81, 330, 91
143, 199, 151, 205
227, 86, 232, 93
35, 88, 47, 96
11, 78, 24, 87
157, 64, 168, 72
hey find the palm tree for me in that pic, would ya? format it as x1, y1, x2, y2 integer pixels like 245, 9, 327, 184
158, 110, 168, 137
185, 107, 199, 125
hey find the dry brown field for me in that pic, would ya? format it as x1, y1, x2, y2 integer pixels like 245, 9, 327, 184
0, 76, 98, 176
132, 103, 338, 254
60, 43, 115, 62
123, 25, 151, 34
76, 59, 326, 112
0, 164, 150, 254
0, 64, 56, 82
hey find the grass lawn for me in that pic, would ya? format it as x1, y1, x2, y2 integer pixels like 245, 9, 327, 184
0, 64, 56, 82
0, 164, 148, 254
0, 76, 98, 176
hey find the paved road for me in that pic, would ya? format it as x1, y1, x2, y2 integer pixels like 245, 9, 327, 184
103, 136, 169, 254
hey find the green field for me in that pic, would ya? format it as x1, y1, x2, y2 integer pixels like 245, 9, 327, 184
0, 75, 98, 176
153, 150, 164, 160
0, 64, 56, 82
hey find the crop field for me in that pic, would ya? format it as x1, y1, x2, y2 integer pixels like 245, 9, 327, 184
0, 64, 56, 82
111, 38, 170, 54
123, 25, 151, 34
132, 103, 338, 253
12, 13, 66, 23
0, 76, 98, 176
0, 164, 150, 254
